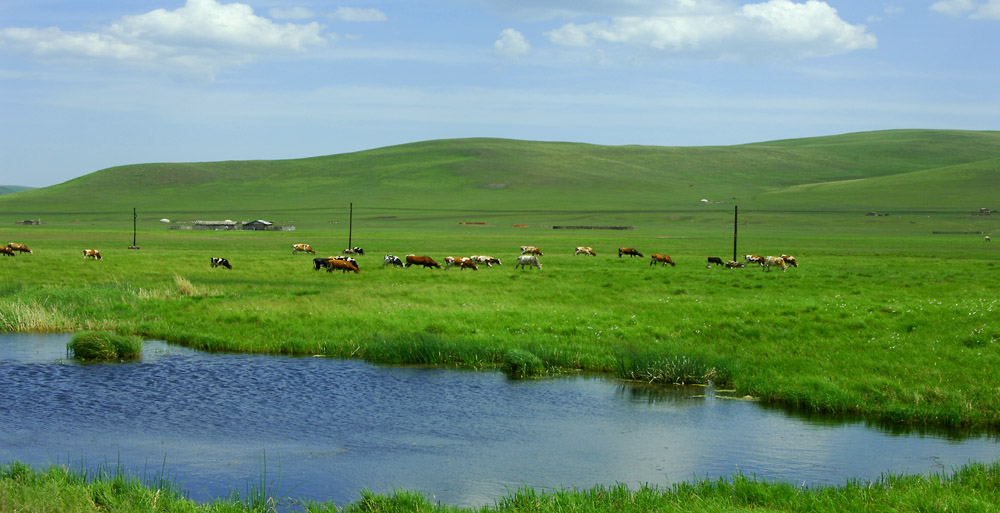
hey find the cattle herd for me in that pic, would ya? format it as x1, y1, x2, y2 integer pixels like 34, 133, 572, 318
2, 240, 800, 274
267, 244, 799, 275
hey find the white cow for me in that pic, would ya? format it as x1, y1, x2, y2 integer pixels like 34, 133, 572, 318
515, 255, 542, 270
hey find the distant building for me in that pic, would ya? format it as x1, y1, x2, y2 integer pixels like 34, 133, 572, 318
194, 220, 240, 230
243, 220, 274, 231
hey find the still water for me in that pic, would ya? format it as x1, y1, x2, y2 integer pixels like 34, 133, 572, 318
1, 332, 998, 508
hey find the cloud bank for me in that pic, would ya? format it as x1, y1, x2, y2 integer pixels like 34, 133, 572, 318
0, 0, 328, 78
930, 0, 1000, 19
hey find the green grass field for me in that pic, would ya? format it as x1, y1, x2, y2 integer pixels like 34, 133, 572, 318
1, 129, 999, 511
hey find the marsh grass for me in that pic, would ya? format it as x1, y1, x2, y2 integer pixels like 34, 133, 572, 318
68, 330, 143, 361
7, 459, 1000, 513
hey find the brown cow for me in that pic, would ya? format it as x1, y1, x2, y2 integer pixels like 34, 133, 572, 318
520, 246, 543, 256
0, 247, 14, 257
83, 249, 102, 260
7, 243, 32, 254
292, 243, 316, 254
326, 258, 360, 274
650, 254, 675, 267
619, 247, 643, 258
780, 254, 798, 267
744, 254, 764, 266
445, 256, 478, 271
405, 255, 441, 269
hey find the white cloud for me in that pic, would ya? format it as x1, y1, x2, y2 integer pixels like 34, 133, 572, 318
545, 0, 876, 60
931, 0, 1000, 18
330, 7, 388, 22
494, 28, 530, 58
0, 0, 328, 78
269, 7, 316, 20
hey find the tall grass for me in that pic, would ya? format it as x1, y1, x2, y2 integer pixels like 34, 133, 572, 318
6, 459, 1000, 512
68, 330, 143, 361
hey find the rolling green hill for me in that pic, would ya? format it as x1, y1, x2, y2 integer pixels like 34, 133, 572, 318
1, 129, 997, 217
0, 186, 33, 195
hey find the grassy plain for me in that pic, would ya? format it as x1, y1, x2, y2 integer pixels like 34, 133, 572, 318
0, 207, 997, 428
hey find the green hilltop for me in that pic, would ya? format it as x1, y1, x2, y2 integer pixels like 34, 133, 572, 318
1, 129, 998, 216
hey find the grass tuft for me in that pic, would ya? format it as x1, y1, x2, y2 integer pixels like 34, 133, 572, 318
67, 331, 143, 361
502, 348, 546, 378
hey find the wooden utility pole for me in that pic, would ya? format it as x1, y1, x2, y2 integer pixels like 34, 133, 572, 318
129, 208, 140, 249
733, 205, 738, 262
348, 202, 353, 249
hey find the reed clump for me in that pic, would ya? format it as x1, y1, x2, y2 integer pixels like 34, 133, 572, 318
67, 331, 143, 361
502, 348, 546, 378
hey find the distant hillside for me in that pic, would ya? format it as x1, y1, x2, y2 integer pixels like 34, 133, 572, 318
1, 129, 998, 215
0, 186, 33, 195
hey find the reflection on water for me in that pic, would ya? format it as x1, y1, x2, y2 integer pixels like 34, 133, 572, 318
1, 332, 998, 508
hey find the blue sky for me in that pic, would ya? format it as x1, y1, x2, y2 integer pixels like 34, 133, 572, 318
1, 0, 998, 187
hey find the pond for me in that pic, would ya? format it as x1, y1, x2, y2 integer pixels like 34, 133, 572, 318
1, 332, 998, 508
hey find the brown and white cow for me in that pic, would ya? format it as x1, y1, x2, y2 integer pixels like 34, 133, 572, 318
470, 255, 501, 267
326, 258, 360, 274
405, 255, 441, 269
7, 243, 32, 254
619, 247, 643, 258
650, 254, 676, 267
515, 255, 542, 270
744, 254, 764, 266
445, 256, 478, 271
779, 254, 798, 267
763, 256, 787, 272
575, 246, 596, 256
83, 249, 102, 260
520, 246, 543, 256
0, 247, 14, 257
292, 243, 316, 254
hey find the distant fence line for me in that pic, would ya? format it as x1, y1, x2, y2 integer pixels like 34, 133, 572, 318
931, 231, 983, 234
552, 225, 635, 230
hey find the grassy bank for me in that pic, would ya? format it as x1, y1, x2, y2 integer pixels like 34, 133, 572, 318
0, 208, 997, 428
4, 459, 1000, 512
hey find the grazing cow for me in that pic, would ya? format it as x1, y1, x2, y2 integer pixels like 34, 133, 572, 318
326, 258, 359, 274
83, 249, 102, 260
987, 236, 992, 242
520, 246, 544, 256
470, 255, 501, 267
344, 246, 365, 256
744, 254, 764, 266
725, 260, 746, 269
405, 255, 441, 269
575, 246, 596, 256
7, 243, 32, 254
515, 254, 542, 270
779, 254, 798, 268
383, 254, 405, 268
331, 255, 359, 270
763, 256, 787, 272
0, 247, 13, 257
445, 256, 478, 271
292, 243, 316, 254
210, 257, 232, 269
619, 247, 643, 258
650, 254, 676, 267
313, 257, 331, 270
707, 257, 724, 268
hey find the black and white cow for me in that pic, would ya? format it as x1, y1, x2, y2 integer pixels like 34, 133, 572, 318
210, 257, 232, 269
383, 254, 405, 268
344, 246, 365, 256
